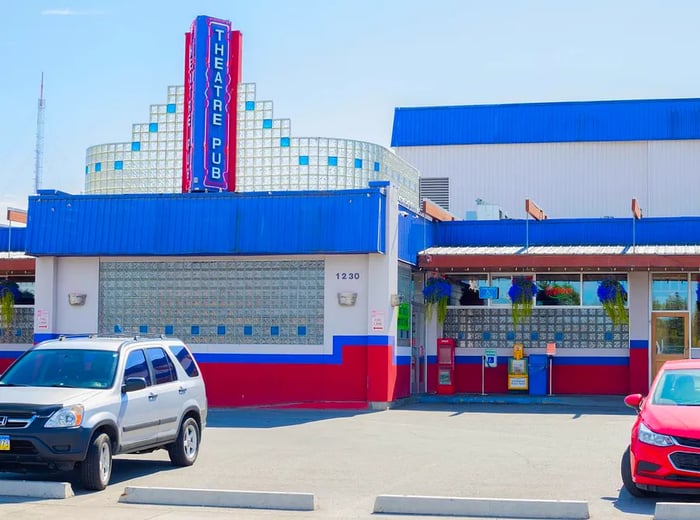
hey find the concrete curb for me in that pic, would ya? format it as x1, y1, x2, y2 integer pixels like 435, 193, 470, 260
655, 502, 700, 520
119, 486, 315, 511
373, 495, 590, 519
0, 480, 74, 499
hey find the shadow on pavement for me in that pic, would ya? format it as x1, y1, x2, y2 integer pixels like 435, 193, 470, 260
207, 407, 376, 428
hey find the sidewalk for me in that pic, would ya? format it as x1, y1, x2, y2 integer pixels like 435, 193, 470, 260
408, 392, 631, 410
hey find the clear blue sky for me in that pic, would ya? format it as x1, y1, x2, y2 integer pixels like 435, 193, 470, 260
3, 0, 700, 220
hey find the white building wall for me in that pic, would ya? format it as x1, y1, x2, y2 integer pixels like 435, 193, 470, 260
396, 140, 700, 219
34, 257, 100, 337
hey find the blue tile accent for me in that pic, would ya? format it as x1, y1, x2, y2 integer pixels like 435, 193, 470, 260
374, 161, 380, 172
555, 332, 564, 341
482, 332, 491, 341
114, 160, 123, 170
139, 325, 148, 333
131, 141, 141, 151
263, 119, 272, 129
506, 331, 515, 341
217, 325, 226, 335
457, 331, 465, 340
244, 325, 253, 336
271, 326, 280, 336
297, 326, 307, 336
328, 156, 338, 166
85, 166, 88, 175
114, 325, 122, 333
245, 101, 255, 110
14, 329, 21, 337
354, 158, 362, 168
191, 325, 200, 335
95, 162, 102, 172
280, 137, 290, 147
604, 331, 614, 341
166, 103, 176, 113
149, 122, 158, 132
299, 155, 309, 165
530, 331, 539, 341
165, 325, 174, 335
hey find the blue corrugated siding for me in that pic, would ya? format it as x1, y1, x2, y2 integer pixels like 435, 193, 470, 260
0, 227, 26, 252
25, 189, 386, 256
391, 98, 700, 146
434, 217, 700, 247
397, 208, 435, 265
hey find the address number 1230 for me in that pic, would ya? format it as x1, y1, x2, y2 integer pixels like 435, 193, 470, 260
336, 273, 360, 280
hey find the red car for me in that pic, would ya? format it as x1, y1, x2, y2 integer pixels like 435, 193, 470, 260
622, 359, 700, 497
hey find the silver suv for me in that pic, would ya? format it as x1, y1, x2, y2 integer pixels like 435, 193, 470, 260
0, 335, 207, 490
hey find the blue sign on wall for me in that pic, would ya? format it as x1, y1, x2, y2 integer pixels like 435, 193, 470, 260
479, 286, 499, 300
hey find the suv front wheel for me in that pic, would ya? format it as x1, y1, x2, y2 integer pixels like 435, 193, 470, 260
81, 433, 113, 490
168, 417, 200, 466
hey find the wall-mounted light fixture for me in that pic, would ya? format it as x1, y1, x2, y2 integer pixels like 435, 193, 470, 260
68, 293, 87, 306
337, 292, 357, 306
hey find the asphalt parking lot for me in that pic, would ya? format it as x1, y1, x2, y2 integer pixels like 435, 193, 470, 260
0, 398, 692, 519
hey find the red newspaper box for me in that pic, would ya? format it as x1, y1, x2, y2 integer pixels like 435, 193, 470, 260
436, 338, 455, 395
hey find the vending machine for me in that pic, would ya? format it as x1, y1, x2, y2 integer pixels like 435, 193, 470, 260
436, 338, 455, 395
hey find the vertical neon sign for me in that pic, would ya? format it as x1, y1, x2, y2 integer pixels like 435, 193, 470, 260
182, 16, 242, 192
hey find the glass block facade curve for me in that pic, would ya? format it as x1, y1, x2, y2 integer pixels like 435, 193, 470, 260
85, 83, 421, 210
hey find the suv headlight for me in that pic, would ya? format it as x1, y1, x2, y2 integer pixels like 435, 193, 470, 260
45, 405, 84, 428
638, 422, 674, 447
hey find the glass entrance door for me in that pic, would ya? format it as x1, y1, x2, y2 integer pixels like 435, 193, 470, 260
651, 312, 689, 380
411, 304, 426, 394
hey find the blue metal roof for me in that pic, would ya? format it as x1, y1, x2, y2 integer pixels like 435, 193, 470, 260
391, 98, 700, 146
0, 226, 26, 252
25, 189, 387, 256
433, 217, 700, 247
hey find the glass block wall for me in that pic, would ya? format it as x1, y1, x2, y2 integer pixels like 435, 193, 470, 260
98, 259, 324, 345
443, 307, 629, 350
0, 307, 34, 344
85, 83, 420, 210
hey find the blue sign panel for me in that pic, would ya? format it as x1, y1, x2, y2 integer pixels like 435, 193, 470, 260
479, 286, 499, 300
188, 16, 233, 191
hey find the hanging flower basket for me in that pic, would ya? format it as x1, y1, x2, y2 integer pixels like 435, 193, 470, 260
509, 276, 537, 328
423, 277, 452, 325
0, 289, 14, 333
597, 278, 628, 326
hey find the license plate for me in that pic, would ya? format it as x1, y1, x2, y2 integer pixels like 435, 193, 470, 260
0, 436, 9, 451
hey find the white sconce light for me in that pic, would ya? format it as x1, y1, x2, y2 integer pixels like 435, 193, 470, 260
337, 292, 357, 306
68, 293, 87, 306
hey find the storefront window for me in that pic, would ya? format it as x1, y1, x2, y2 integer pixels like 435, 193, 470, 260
491, 275, 515, 305
535, 274, 581, 306
652, 274, 688, 311
0, 280, 34, 306
582, 274, 627, 307
450, 275, 487, 306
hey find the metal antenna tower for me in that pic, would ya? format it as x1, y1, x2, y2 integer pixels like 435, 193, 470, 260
33, 73, 46, 194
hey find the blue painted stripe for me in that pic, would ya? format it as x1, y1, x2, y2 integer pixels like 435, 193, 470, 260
630, 340, 648, 350
0, 351, 25, 359
396, 355, 411, 366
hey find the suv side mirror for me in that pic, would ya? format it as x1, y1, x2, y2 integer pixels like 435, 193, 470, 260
122, 377, 147, 393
